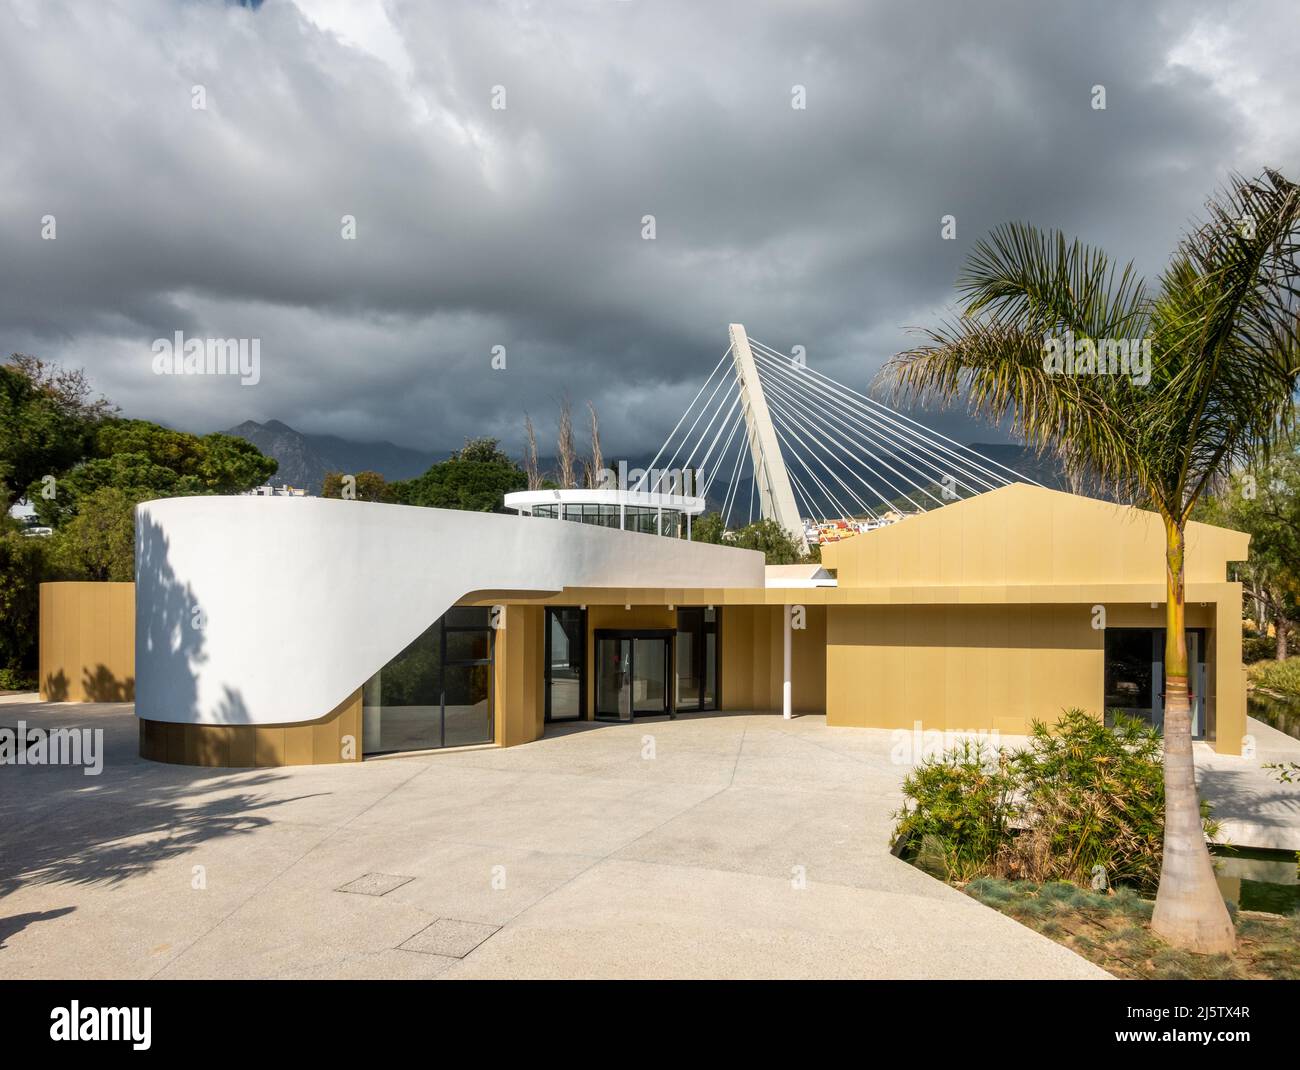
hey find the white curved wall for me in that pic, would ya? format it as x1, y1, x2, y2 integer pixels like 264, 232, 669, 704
134, 496, 764, 726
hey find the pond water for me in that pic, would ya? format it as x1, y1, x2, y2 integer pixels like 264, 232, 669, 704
1212, 846, 1300, 916
1248, 691, 1300, 741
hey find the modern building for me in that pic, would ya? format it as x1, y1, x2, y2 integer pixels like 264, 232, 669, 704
127, 479, 1250, 767
32, 325, 1250, 766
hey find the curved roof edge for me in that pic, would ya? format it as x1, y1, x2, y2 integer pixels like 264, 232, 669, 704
134, 496, 761, 726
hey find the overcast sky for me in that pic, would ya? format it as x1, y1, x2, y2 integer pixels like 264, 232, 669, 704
2, 0, 1297, 461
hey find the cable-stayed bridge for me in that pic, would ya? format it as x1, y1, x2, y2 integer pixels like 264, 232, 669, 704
636, 324, 1038, 552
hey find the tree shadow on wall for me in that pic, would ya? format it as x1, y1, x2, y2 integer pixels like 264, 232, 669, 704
135, 510, 207, 722
82, 664, 134, 702
42, 669, 69, 701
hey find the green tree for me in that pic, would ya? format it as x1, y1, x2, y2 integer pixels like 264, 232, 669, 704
192, 432, 281, 493
731, 518, 809, 564
32, 419, 278, 527
321, 470, 394, 502
690, 512, 817, 565
0, 357, 279, 675
394, 440, 527, 512
883, 169, 1300, 954
0, 527, 46, 675
46, 486, 137, 582
692, 512, 726, 545
0, 354, 113, 512
452, 437, 515, 466
1197, 423, 1300, 658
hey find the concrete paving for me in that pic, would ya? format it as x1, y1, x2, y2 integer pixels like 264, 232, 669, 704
0, 697, 1112, 979
1196, 717, 1300, 852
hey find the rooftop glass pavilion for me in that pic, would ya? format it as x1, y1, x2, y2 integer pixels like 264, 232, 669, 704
504, 488, 706, 538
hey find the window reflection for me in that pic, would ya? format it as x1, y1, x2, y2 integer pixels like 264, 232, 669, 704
363, 607, 493, 754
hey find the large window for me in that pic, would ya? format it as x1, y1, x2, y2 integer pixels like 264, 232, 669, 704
1104, 629, 1156, 715
362, 606, 494, 754
526, 502, 684, 535
1103, 627, 1206, 738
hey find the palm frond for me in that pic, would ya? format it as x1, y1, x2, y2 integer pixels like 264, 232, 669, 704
882, 170, 1300, 522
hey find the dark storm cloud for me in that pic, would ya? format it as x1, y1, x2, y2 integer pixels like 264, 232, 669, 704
1, 0, 1295, 456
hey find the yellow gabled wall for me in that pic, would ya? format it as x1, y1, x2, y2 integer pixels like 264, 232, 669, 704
821, 483, 1249, 588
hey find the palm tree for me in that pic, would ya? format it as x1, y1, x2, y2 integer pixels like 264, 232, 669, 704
883, 169, 1300, 954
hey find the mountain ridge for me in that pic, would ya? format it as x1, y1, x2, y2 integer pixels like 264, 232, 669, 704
224, 419, 446, 493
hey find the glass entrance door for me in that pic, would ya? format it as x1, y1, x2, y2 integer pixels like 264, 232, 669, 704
545, 607, 586, 722
675, 607, 719, 712
596, 637, 632, 721
594, 630, 673, 721
633, 636, 669, 715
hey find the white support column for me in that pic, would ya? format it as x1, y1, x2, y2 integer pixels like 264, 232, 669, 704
729, 323, 808, 553
782, 605, 792, 720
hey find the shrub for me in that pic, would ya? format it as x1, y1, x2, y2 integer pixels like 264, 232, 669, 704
0, 667, 36, 690
893, 709, 1217, 894
1243, 635, 1278, 664
891, 740, 1017, 882
1248, 657, 1300, 697
1001, 710, 1168, 892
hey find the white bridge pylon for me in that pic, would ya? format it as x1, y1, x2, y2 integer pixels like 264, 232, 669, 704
729, 324, 808, 553
638, 324, 1037, 549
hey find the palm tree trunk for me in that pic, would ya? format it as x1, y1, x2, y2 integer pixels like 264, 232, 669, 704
1151, 516, 1235, 953
1276, 613, 1290, 660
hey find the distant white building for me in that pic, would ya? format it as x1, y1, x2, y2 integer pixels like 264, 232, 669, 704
245, 484, 310, 498
6, 498, 51, 536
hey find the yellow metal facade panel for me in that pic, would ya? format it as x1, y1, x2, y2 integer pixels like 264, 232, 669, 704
825, 603, 1147, 737
137, 688, 363, 768
494, 603, 545, 747
39, 582, 135, 702
825, 484, 1246, 589
1213, 594, 1245, 755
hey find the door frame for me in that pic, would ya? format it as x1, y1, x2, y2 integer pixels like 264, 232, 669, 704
674, 606, 720, 713
439, 611, 496, 749
1153, 626, 1208, 739
593, 628, 675, 721
544, 606, 587, 723
1103, 625, 1207, 740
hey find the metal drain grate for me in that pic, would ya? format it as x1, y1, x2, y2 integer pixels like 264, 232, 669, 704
398, 918, 500, 958
336, 872, 415, 897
